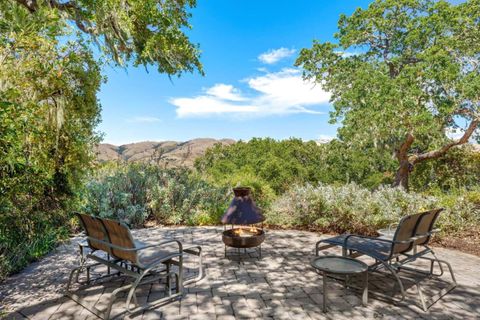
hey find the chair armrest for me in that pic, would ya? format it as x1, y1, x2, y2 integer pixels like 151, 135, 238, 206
343, 234, 395, 247
387, 223, 398, 231
411, 228, 441, 240
183, 245, 202, 256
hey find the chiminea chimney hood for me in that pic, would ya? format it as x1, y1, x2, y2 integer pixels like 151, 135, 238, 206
221, 187, 265, 225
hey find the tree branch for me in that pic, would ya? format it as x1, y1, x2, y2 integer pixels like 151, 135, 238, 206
14, 0, 96, 34
411, 118, 479, 164
396, 132, 415, 161
15, 0, 37, 12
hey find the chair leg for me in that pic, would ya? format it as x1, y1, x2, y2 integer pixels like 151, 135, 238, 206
183, 246, 203, 285
381, 261, 406, 303
416, 282, 428, 312
429, 248, 445, 277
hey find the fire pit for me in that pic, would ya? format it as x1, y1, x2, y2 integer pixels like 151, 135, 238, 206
221, 187, 265, 259
222, 227, 265, 248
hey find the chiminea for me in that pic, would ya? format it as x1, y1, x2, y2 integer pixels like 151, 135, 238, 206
221, 187, 265, 259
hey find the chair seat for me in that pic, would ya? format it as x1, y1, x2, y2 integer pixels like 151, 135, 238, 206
135, 240, 178, 266
321, 235, 393, 261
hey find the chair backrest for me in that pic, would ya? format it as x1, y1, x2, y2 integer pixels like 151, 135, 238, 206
100, 218, 137, 264
391, 211, 429, 254
76, 213, 111, 253
414, 208, 443, 246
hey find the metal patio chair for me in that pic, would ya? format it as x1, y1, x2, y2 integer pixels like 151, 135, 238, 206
315, 209, 456, 311
66, 214, 202, 319
74, 213, 203, 284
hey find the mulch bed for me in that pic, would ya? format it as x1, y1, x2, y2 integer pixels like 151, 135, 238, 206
432, 227, 480, 257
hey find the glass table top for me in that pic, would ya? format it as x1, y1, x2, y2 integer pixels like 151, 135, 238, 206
311, 255, 368, 274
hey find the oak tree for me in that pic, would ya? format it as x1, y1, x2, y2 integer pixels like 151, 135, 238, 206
296, 0, 480, 189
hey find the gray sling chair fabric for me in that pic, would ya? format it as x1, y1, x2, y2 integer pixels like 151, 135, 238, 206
315, 209, 456, 311
66, 213, 203, 320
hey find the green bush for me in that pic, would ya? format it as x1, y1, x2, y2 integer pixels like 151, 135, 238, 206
0, 209, 69, 280
83, 163, 150, 227
83, 163, 230, 226
195, 138, 325, 194
435, 189, 480, 233
269, 183, 442, 234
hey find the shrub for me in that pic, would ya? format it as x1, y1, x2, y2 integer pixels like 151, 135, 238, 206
436, 189, 480, 233
195, 138, 325, 194
83, 163, 150, 227
83, 163, 230, 227
0, 209, 69, 281
269, 183, 438, 234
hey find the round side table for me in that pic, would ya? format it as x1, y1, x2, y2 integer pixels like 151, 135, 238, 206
311, 255, 368, 312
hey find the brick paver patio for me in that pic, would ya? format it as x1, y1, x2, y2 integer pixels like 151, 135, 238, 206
1, 226, 479, 319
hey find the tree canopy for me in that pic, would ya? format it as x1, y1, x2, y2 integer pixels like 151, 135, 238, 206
11, 0, 203, 75
296, 0, 480, 189
0, 0, 203, 278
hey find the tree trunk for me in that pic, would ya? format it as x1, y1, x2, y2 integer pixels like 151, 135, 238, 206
393, 160, 412, 190
393, 132, 415, 190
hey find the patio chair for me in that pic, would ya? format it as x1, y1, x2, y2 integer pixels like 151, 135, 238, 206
74, 213, 203, 284
315, 209, 456, 311
74, 213, 119, 283
66, 214, 202, 319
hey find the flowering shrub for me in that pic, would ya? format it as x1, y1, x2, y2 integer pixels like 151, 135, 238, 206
268, 183, 439, 234
84, 163, 230, 227
84, 163, 480, 237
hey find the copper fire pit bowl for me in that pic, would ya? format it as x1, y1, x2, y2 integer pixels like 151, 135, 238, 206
222, 227, 265, 249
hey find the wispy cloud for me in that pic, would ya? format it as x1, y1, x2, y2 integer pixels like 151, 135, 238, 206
170, 68, 330, 118
258, 48, 296, 64
127, 116, 161, 123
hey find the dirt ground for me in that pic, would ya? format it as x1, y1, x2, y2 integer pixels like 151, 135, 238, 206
433, 227, 480, 257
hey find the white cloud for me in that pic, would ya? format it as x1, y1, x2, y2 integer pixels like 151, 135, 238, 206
334, 51, 359, 58
127, 116, 161, 123
172, 96, 258, 118
258, 48, 296, 64
318, 134, 334, 142
205, 84, 246, 101
170, 68, 331, 118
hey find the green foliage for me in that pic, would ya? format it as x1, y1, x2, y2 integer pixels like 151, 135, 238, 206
84, 163, 150, 227
6, 0, 203, 76
0, 0, 203, 280
411, 146, 480, 192
269, 183, 437, 234
269, 183, 480, 235
0, 3, 101, 281
195, 138, 325, 195
296, 0, 480, 188
316, 140, 398, 188
84, 163, 230, 227
0, 209, 69, 280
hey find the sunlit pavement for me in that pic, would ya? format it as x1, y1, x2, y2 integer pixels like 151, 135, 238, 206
1, 226, 479, 319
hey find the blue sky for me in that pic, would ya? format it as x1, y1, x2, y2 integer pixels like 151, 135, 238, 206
98, 0, 372, 145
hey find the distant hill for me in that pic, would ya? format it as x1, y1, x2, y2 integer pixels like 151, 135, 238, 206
96, 138, 235, 167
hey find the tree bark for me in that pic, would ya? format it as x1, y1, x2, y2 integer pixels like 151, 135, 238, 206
394, 159, 412, 189
393, 132, 415, 190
